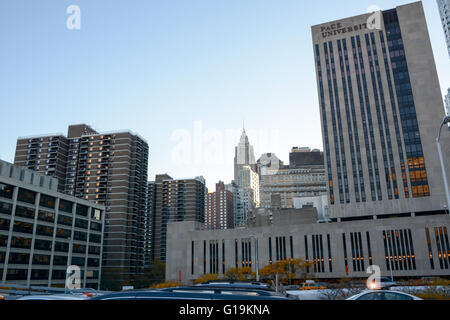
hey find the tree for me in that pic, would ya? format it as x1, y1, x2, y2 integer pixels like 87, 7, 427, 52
258, 259, 313, 285
133, 260, 166, 289
224, 267, 256, 281
193, 273, 219, 285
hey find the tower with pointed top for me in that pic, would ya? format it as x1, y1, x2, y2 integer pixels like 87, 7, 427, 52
234, 129, 257, 183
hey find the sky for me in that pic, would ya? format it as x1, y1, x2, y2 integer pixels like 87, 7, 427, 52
0, 0, 449, 190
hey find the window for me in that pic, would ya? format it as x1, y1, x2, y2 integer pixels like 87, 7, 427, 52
53, 255, 68, 265
38, 210, 55, 223
0, 218, 10, 231
10, 236, 32, 249
88, 246, 101, 255
39, 194, 55, 209
32, 254, 50, 265
0, 183, 14, 199
76, 204, 88, 217
17, 188, 36, 204
34, 239, 52, 251
36, 225, 53, 237
15, 205, 35, 220
55, 228, 71, 239
59, 200, 73, 213
57, 214, 72, 227
74, 231, 87, 241
0, 201, 12, 215
75, 218, 88, 229
8, 252, 30, 264
6, 269, 28, 281
13, 221, 33, 234
89, 234, 101, 243
73, 244, 86, 254
54, 241, 69, 252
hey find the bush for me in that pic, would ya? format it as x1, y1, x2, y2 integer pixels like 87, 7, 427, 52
193, 273, 219, 285
150, 281, 180, 289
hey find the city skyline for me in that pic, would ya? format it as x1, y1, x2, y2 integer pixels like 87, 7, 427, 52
1, 0, 449, 190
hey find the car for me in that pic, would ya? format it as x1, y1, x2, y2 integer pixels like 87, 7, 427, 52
16, 294, 89, 300
194, 281, 275, 292
298, 282, 327, 290
347, 290, 422, 301
91, 288, 292, 300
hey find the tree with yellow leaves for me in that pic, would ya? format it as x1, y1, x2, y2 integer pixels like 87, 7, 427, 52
224, 267, 256, 281
258, 259, 313, 285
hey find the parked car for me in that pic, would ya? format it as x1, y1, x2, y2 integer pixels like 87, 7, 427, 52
194, 281, 275, 292
298, 282, 327, 290
91, 288, 291, 300
347, 290, 422, 301
17, 294, 89, 300
367, 277, 397, 290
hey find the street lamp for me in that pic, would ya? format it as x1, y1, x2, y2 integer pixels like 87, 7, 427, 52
436, 116, 450, 215
249, 235, 259, 282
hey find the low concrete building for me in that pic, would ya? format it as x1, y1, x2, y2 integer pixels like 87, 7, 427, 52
166, 213, 450, 283
0, 160, 105, 289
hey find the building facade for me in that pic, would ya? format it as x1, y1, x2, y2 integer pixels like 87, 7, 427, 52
148, 175, 206, 262
14, 124, 149, 286
166, 214, 450, 283
205, 182, 234, 230
258, 148, 327, 209
0, 160, 105, 289
312, 2, 450, 220
437, 0, 450, 58
225, 181, 253, 229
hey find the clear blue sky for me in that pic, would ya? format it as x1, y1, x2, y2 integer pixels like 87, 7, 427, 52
1, 0, 449, 190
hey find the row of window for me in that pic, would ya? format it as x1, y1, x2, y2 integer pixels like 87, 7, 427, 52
193, 226, 449, 276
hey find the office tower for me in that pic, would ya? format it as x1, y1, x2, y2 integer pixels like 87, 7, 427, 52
312, 1, 450, 219
237, 165, 260, 208
205, 181, 234, 230
14, 124, 149, 287
0, 160, 105, 289
234, 129, 257, 183
437, 0, 450, 58
149, 174, 206, 262
258, 149, 327, 209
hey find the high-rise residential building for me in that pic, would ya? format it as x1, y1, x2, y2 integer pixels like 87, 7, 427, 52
14, 134, 69, 193
205, 181, 234, 230
0, 160, 105, 289
258, 149, 327, 209
14, 124, 149, 287
312, 1, 450, 220
149, 174, 206, 262
437, 0, 450, 58
234, 129, 257, 183
446, 88, 450, 130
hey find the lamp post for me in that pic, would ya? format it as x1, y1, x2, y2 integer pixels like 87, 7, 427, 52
249, 235, 259, 282
436, 116, 450, 214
